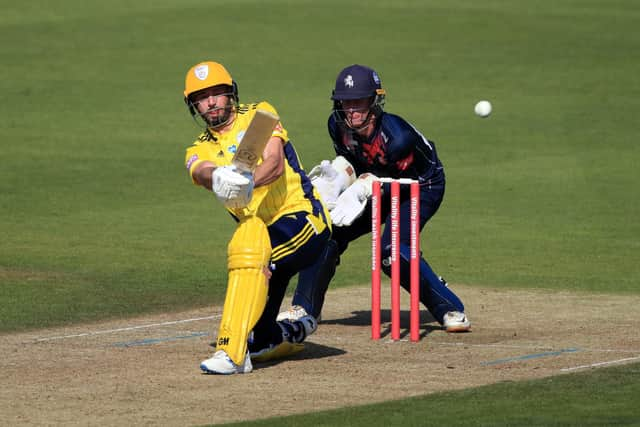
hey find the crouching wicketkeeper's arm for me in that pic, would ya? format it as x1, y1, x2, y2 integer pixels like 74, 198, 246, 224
329, 173, 378, 227
308, 156, 357, 210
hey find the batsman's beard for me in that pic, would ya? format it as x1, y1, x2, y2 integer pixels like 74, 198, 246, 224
202, 105, 235, 130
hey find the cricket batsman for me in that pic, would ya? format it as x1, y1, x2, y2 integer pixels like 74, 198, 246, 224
183, 61, 331, 374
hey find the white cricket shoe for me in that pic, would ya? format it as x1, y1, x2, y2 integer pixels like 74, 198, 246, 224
249, 314, 317, 363
443, 311, 471, 333
277, 314, 319, 344
200, 350, 252, 375
276, 305, 310, 322
294, 314, 318, 341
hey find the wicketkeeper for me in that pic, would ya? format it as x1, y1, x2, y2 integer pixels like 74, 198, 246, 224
183, 61, 331, 374
279, 64, 471, 333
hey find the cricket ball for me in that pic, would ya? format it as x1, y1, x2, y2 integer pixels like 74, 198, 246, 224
474, 100, 492, 118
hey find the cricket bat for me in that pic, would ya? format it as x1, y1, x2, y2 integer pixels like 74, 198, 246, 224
232, 109, 280, 173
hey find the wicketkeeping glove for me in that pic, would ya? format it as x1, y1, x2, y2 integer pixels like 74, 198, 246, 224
330, 173, 377, 226
212, 166, 255, 209
308, 156, 356, 210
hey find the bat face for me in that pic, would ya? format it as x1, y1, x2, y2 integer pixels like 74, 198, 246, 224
233, 146, 259, 168
232, 109, 280, 172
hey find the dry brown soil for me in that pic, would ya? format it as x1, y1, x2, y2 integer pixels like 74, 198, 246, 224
2, 284, 639, 426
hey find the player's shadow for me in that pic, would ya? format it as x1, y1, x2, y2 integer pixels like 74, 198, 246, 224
251, 341, 346, 370
322, 309, 443, 340
213, 310, 445, 371
206, 340, 346, 371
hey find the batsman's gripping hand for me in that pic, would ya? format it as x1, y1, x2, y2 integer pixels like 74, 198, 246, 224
212, 166, 255, 209
330, 173, 377, 226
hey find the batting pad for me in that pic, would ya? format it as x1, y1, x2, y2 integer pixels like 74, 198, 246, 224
216, 216, 271, 365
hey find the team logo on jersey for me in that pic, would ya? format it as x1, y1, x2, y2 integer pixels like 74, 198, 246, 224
344, 75, 354, 88
229, 144, 237, 154
194, 64, 209, 80
359, 134, 387, 166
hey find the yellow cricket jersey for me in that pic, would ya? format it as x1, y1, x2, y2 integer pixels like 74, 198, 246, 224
185, 101, 325, 225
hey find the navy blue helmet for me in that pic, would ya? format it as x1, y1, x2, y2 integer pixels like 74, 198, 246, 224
331, 64, 386, 129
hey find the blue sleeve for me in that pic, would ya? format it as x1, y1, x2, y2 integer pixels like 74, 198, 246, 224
381, 114, 445, 185
382, 116, 421, 163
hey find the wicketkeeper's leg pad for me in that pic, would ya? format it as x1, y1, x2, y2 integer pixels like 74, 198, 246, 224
381, 242, 464, 323
216, 216, 272, 365
292, 239, 339, 319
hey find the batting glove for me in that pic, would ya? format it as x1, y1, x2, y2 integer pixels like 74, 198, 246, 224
212, 166, 255, 209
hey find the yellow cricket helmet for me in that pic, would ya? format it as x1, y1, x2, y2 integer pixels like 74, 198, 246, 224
184, 61, 236, 99
183, 61, 239, 129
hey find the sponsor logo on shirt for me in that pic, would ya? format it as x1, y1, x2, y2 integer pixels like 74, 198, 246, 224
186, 154, 198, 170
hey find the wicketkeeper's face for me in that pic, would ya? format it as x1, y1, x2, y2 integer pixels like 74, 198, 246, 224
340, 97, 375, 130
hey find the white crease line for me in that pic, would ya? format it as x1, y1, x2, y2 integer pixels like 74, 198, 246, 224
436, 342, 561, 350
33, 314, 221, 342
561, 356, 640, 372
430, 341, 640, 353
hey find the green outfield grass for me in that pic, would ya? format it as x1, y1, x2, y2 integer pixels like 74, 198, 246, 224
1, 0, 639, 425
